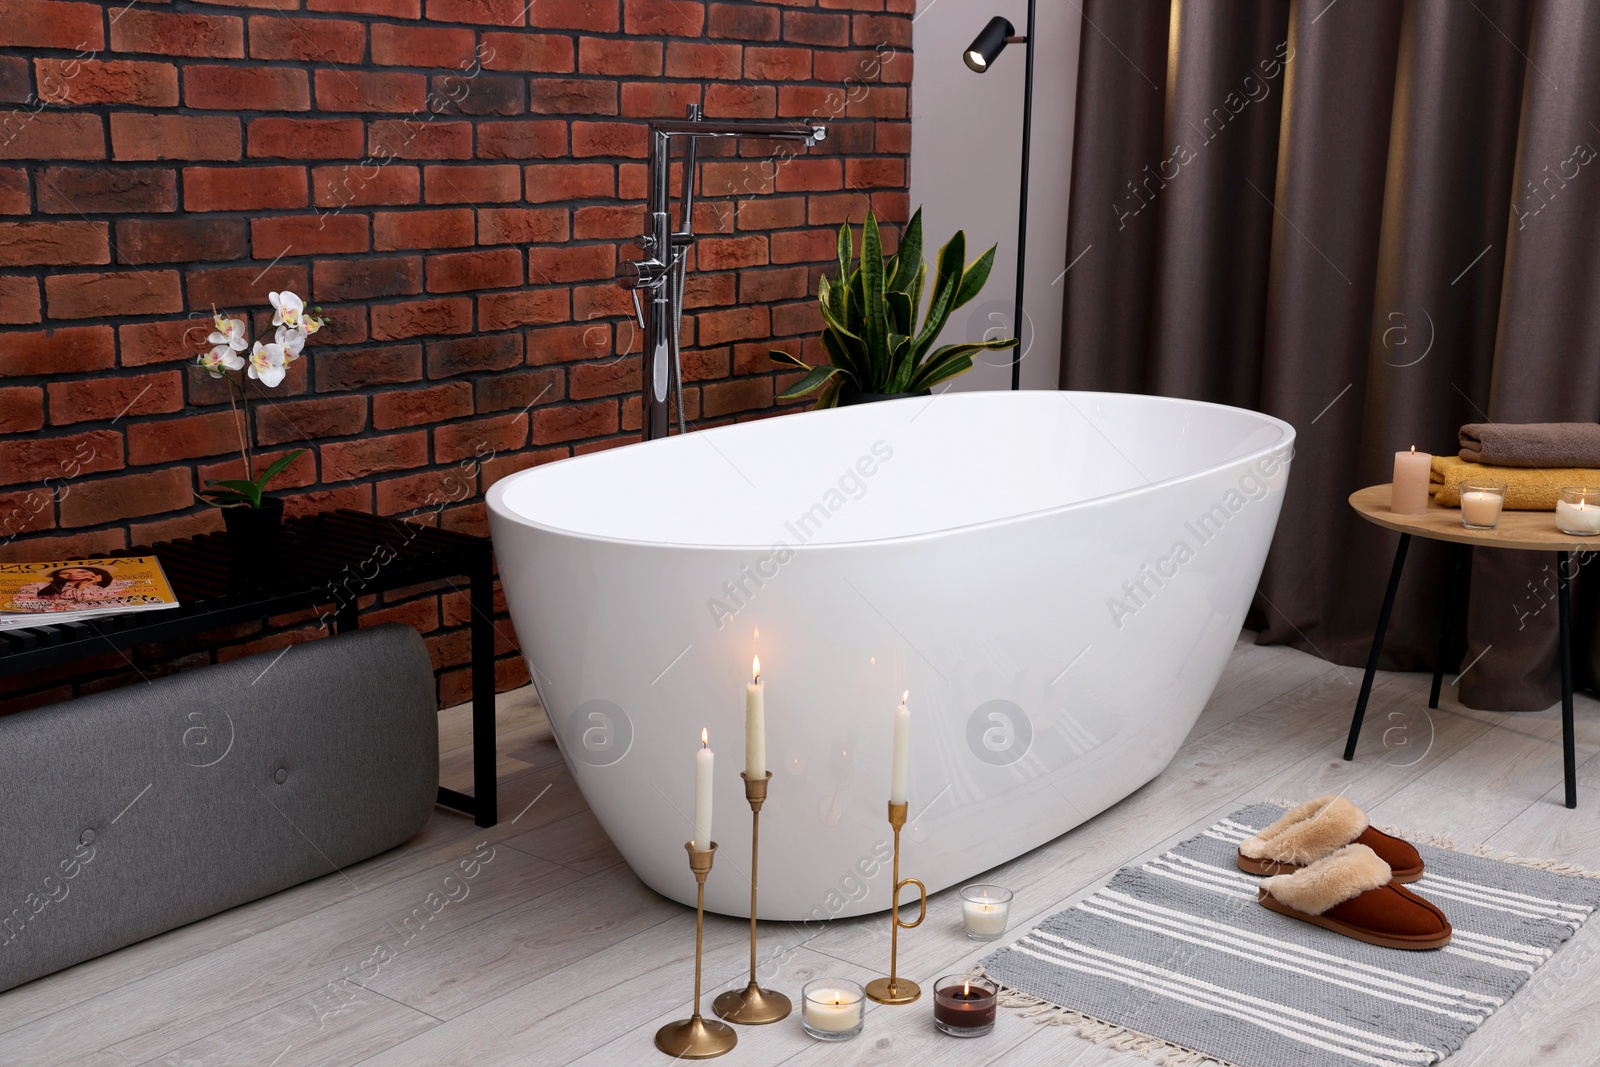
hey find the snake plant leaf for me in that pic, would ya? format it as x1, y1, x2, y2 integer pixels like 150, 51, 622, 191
885, 291, 913, 336
953, 244, 999, 309
886, 334, 920, 393
859, 213, 889, 386
836, 220, 851, 286
255, 448, 306, 489
820, 328, 863, 382
768, 348, 809, 369
888, 207, 923, 293
910, 353, 973, 391
778, 363, 842, 399
907, 261, 926, 326
911, 230, 967, 361
815, 376, 844, 408
908, 339, 1016, 390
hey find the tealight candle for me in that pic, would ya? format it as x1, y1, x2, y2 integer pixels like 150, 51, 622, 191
1392, 446, 1432, 515
801, 979, 864, 1040
960, 884, 1013, 940
1556, 487, 1600, 536
933, 974, 998, 1037
1459, 482, 1506, 529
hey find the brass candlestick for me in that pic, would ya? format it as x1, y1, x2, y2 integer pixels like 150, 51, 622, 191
713, 772, 791, 1025
865, 801, 926, 1005
656, 842, 737, 1059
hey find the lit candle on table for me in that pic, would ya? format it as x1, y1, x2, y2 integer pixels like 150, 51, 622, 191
1556, 489, 1600, 535
959, 884, 1013, 940
693, 728, 713, 851
746, 656, 765, 778
801, 981, 864, 1038
1392, 446, 1432, 515
890, 690, 910, 805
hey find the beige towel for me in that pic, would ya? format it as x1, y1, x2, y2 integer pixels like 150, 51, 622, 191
1459, 422, 1600, 467
1430, 456, 1600, 510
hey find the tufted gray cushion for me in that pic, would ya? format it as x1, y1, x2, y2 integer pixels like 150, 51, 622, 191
0, 623, 438, 993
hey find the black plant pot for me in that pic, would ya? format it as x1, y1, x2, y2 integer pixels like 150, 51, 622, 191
222, 495, 284, 583
837, 388, 933, 407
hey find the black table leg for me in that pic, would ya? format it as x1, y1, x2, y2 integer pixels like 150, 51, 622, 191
1429, 543, 1468, 709
1345, 533, 1411, 761
1557, 550, 1576, 809
470, 543, 498, 827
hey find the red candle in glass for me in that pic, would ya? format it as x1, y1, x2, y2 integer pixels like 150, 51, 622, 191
933, 976, 997, 1036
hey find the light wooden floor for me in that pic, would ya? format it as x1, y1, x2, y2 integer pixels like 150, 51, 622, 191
5, 633, 1600, 1067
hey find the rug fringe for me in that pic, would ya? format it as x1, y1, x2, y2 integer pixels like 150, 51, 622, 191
973, 965, 1241, 1067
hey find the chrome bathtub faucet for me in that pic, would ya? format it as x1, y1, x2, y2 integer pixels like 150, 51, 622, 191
616, 104, 826, 441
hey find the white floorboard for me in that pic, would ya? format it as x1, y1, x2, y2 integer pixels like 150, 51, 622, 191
4, 635, 1599, 1067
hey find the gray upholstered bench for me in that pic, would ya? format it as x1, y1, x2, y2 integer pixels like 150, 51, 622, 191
0, 623, 438, 994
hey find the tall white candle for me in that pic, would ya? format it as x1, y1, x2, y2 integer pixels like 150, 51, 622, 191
889, 690, 910, 805
693, 728, 713, 851
745, 656, 765, 778
1392, 446, 1432, 515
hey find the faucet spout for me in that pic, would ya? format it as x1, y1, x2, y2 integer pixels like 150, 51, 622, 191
618, 108, 828, 441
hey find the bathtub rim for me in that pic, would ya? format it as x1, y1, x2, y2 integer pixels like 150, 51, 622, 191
486, 390, 1297, 553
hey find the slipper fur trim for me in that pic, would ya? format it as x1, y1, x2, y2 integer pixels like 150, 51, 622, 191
1238, 794, 1369, 865
1259, 844, 1392, 916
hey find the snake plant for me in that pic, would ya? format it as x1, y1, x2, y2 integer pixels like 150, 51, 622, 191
770, 207, 1016, 406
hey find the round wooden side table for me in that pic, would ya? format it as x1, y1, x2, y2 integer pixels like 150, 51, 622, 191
1346, 484, 1594, 808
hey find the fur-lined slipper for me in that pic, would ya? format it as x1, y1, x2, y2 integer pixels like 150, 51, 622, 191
1258, 844, 1452, 950
1237, 794, 1424, 883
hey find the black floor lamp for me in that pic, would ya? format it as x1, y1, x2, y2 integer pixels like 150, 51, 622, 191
964, 4, 1036, 391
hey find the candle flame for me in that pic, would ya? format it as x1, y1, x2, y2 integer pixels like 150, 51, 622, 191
700, 727, 708, 748
964, 980, 970, 997
752, 654, 760, 683
902, 689, 910, 703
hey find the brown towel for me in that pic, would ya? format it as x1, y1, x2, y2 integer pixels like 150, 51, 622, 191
1459, 422, 1600, 467
1430, 456, 1600, 510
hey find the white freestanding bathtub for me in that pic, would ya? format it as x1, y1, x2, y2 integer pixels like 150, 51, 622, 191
487, 391, 1294, 919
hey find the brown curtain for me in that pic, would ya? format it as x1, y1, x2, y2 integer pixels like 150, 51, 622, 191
1062, 0, 1600, 710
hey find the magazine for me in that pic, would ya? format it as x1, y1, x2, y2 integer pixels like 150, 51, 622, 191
0, 557, 179, 629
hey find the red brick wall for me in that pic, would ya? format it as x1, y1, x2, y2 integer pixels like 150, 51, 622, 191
0, 0, 913, 712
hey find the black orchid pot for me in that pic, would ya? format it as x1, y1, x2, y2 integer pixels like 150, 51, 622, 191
837, 388, 933, 407
222, 494, 285, 580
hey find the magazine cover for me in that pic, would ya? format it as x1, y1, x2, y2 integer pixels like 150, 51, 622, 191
0, 557, 179, 627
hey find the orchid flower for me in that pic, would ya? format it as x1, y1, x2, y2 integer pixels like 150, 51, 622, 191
269, 290, 304, 329
200, 346, 246, 377
275, 325, 306, 359
248, 341, 289, 388
301, 313, 323, 336
208, 314, 248, 352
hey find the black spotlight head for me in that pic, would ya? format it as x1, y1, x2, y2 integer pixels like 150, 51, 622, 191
964, 16, 1016, 73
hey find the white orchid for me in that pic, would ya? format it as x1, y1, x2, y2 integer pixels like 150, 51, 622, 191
269, 290, 304, 329
200, 346, 246, 377
301, 313, 323, 336
208, 314, 248, 352
275, 325, 306, 359
248, 341, 289, 388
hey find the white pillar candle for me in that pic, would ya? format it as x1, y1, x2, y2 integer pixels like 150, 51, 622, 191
802, 988, 863, 1032
1556, 499, 1600, 535
889, 690, 910, 805
693, 728, 713, 851
745, 656, 765, 779
1392, 446, 1432, 515
1460, 490, 1503, 527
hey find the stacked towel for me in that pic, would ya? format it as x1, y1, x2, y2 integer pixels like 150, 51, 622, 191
1430, 456, 1600, 510
1459, 422, 1600, 467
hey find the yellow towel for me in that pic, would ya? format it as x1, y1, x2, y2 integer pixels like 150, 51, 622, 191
1429, 456, 1600, 510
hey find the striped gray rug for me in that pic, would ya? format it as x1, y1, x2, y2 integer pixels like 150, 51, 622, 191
981, 803, 1600, 1067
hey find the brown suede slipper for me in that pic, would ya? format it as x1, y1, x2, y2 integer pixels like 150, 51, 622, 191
1258, 844, 1452, 951
1237, 795, 1424, 883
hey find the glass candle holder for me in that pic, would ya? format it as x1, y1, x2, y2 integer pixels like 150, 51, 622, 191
933, 974, 998, 1037
801, 979, 864, 1041
1459, 482, 1506, 529
1556, 487, 1600, 536
960, 884, 1012, 940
